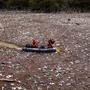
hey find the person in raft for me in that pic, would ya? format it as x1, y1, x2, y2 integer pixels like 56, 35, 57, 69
32, 39, 38, 48
47, 39, 55, 48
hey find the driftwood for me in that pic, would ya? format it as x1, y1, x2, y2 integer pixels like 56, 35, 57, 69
0, 79, 20, 83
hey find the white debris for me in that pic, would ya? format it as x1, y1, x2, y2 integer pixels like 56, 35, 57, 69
17, 86, 23, 90
34, 80, 38, 84
6, 75, 13, 78
38, 68, 41, 70
59, 83, 63, 86
0, 73, 2, 76
49, 82, 55, 85
56, 73, 61, 77
11, 83, 14, 86
12, 86, 26, 90
43, 66, 48, 69
0, 23, 4, 31
22, 32, 30, 35
56, 43, 60, 46
18, 80, 21, 83
8, 61, 12, 64
37, 86, 42, 90
47, 86, 50, 89
66, 67, 70, 71
55, 66, 62, 73
50, 69, 53, 72
58, 80, 65, 86
61, 80, 65, 83
68, 76, 71, 79
12, 87, 17, 90
70, 61, 74, 65
75, 60, 80, 63
1, 86, 4, 90
84, 67, 88, 71
66, 83, 71, 86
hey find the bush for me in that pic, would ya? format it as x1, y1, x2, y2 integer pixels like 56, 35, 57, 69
11, 0, 30, 9
2, 0, 12, 8
0, 0, 90, 12
29, 0, 64, 12
68, 0, 90, 11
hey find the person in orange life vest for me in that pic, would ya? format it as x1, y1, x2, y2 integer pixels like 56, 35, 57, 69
32, 39, 38, 48
47, 39, 55, 48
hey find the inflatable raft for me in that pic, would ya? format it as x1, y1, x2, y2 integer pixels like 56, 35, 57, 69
22, 44, 56, 53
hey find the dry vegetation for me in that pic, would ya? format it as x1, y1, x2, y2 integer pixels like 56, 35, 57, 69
0, 11, 90, 90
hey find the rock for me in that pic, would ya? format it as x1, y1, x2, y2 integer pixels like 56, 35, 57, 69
76, 23, 80, 25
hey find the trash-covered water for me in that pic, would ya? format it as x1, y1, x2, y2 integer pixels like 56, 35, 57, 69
0, 12, 90, 90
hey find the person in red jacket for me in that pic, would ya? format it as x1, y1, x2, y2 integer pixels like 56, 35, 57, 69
47, 39, 55, 48
32, 38, 55, 48
32, 39, 38, 48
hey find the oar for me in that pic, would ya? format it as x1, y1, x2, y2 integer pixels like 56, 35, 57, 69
0, 41, 22, 50
0, 41, 61, 53
55, 47, 61, 54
